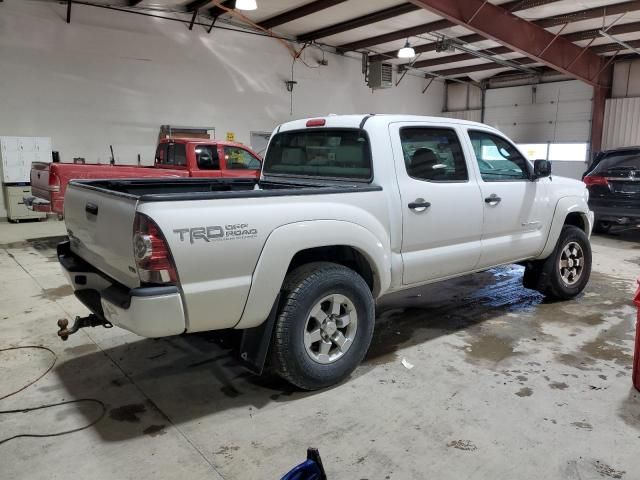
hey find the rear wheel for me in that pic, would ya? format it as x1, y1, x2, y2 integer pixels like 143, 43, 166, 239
523, 225, 592, 300
271, 262, 375, 390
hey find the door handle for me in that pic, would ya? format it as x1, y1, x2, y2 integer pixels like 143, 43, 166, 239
85, 203, 99, 215
484, 195, 501, 205
408, 199, 431, 212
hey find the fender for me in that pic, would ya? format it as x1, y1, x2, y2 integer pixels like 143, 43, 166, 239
234, 220, 391, 329
536, 196, 593, 260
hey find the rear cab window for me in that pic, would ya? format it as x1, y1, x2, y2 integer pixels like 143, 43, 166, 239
594, 151, 640, 175
263, 129, 372, 181
155, 142, 187, 168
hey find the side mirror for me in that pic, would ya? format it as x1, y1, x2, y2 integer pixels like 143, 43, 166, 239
533, 159, 552, 180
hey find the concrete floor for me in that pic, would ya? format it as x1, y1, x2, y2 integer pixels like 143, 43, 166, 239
1, 218, 639, 480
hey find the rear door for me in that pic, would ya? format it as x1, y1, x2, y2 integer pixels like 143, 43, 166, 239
391, 122, 484, 285
464, 129, 552, 267
189, 144, 222, 178
64, 184, 140, 288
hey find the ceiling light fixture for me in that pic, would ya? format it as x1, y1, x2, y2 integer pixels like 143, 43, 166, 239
398, 40, 416, 59
235, 0, 258, 11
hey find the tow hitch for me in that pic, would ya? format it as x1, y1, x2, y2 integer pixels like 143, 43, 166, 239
57, 314, 113, 341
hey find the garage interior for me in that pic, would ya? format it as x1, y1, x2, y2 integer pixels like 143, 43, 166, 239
1, 0, 640, 478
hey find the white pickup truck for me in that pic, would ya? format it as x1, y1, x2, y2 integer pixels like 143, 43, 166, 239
57, 114, 593, 390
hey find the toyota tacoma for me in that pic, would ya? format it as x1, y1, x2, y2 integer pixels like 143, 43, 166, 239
57, 115, 594, 390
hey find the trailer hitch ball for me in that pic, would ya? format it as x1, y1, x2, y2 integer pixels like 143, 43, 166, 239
57, 315, 113, 341
57, 318, 71, 341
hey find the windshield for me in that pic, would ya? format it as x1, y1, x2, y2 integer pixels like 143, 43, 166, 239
263, 129, 372, 180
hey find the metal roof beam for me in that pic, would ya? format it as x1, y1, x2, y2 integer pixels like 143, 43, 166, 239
378, 0, 640, 63
339, 0, 561, 52
297, 3, 420, 42
428, 37, 640, 78
433, 57, 537, 77
258, 0, 348, 30
406, 0, 612, 86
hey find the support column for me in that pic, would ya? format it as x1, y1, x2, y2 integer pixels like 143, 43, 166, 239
590, 85, 609, 157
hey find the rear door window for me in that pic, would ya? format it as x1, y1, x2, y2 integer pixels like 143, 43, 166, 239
400, 127, 468, 182
195, 145, 220, 170
263, 129, 372, 180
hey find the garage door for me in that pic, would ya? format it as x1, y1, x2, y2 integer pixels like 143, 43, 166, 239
484, 80, 593, 144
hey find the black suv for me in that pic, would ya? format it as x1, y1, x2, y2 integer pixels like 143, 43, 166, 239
584, 147, 640, 233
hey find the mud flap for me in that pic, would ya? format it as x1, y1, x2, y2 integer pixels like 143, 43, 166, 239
238, 293, 280, 375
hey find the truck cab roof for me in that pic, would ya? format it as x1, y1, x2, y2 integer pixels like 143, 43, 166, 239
160, 137, 254, 150
276, 114, 501, 134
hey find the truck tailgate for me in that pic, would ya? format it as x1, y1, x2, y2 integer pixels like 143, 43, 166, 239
30, 162, 52, 200
64, 183, 140, 289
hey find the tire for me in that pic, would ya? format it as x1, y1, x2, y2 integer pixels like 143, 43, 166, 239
593, 220, 612, 234
271, 262, 375, 390
525, 225, 592, 300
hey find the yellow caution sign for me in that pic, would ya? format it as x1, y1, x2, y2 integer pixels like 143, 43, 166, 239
226, 132, 235, 142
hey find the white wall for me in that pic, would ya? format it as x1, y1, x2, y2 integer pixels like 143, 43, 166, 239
0, 1, 444, 218
602, 60, 640, 150
612, 59, 640, 98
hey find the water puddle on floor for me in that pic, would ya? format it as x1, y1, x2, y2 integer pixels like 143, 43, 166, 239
366, 266, 636, 371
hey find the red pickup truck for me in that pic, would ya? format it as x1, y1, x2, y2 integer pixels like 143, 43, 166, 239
29, 138, 262, 215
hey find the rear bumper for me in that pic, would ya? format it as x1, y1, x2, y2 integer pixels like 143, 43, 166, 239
589, 202, 640, 224
23, 196, 53, 213
57, 241, 186, 337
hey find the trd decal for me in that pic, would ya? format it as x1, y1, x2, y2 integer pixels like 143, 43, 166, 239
174, 224, 258, 243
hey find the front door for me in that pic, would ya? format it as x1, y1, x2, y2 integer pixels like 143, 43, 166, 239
221, 146, 262, 178
465, 128, 551, 267
391, 123, 484, 285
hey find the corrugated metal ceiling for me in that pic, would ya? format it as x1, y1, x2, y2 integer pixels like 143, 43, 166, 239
64, 0, 640, 80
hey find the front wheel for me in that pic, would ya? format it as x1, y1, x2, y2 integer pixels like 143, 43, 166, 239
524, 225, 592, 300
271, 262, 375, 390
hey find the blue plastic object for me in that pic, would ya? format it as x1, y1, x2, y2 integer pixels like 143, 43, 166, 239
281, 448, 327, 480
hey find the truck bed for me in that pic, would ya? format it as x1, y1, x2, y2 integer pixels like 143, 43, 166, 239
69, 177, 382, 202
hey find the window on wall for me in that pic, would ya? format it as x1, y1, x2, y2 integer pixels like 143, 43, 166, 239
548, 143, 588, 162
517, 144, 549, 161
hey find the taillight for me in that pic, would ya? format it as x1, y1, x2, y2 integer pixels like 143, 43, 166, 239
583, 175, 608, 187
306, 118, 326, 127
133, 213, 178, 284
49, 170, 61, 192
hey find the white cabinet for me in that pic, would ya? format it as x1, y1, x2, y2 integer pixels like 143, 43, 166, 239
0, 136, 52, 183
4, 185, 46, 221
